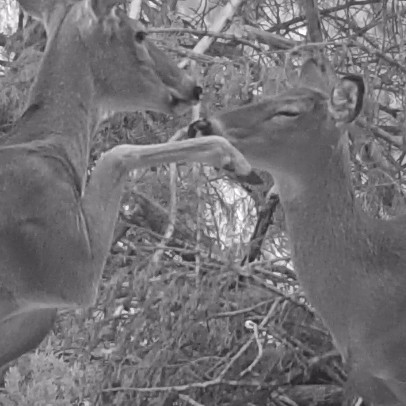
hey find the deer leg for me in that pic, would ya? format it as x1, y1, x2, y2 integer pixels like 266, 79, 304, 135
347, 368, 403, 406
82, 136, 253, 251
0, 137, 249, 366
82, 137, 253, 244
0, 308, 57, 367
0, 289, 56, 367
79, 136, 253, 303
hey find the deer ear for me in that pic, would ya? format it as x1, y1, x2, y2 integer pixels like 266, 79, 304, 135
17, 0, 68, 36
90, 0, 122, 18
17, 0, 56, 21
329, 75, 365, 124
299, 58, 329, 92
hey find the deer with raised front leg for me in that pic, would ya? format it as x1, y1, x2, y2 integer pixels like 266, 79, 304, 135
0, 0, 256, 367
189, 59, 406, 406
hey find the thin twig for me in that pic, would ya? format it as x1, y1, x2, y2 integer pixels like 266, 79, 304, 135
216, 298, 282, 381
102, 378, 262, 393
240, 322, 263, 376
179, 394, 206, 406
149, 27, 263, 52
209, 298, 275, 319
189, 0, 244, 54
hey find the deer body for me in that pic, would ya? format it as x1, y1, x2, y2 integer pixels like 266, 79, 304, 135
283, 140, 406, 362
284, 137, 406, 406
192, 60, 406, 405
0, 0, 255, 367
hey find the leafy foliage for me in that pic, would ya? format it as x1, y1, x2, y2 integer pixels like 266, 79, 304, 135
0, 342, 101, 405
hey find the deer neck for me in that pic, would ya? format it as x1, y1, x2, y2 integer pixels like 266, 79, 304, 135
279, 138, 367, 263
9, 22, 98, 192
274, 137, 370, 341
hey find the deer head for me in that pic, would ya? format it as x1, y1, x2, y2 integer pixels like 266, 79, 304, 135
19, 0, 202, 117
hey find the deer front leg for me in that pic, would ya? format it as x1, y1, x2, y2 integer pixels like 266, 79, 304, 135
116, 136, 254, 176
79, 136, 255, 305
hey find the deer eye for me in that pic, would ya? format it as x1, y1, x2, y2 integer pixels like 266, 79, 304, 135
275, 110, 301, 117
134, 31, 147, 42
274, 106, 302, 118
272, 99, 315, 119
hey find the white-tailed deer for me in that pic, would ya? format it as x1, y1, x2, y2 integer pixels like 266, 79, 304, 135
189, 59, 406, 406
0, 0, 256, 367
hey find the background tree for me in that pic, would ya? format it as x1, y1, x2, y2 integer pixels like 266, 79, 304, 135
0, 0, 404, 405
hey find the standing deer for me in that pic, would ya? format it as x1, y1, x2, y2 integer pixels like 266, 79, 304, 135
0, 0, 255, 366
189, 59, 406, 406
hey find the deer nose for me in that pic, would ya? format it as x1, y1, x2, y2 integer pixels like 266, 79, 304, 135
192, 86, 203, 101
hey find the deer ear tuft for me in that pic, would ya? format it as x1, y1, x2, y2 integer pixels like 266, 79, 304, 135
90, 0, 121, 19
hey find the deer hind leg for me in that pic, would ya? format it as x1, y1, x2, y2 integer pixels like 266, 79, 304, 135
347, 368, 403, 406
0, 287, 56, 367
0, 308, 57, 367
382, 378, 406, 406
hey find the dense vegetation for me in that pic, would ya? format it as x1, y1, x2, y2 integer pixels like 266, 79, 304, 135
0, 1, 404, 405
